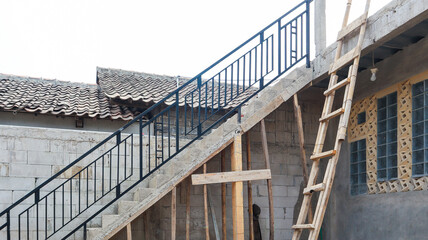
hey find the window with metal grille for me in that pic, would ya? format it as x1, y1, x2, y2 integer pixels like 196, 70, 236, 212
412, 80, 428, 176
377, 92, 398, 181
350, 139, 367, 195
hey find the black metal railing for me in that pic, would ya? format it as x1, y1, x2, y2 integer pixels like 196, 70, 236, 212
0, 1, 311, 239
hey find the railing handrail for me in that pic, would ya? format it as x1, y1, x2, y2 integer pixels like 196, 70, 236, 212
1, 1, 312, 238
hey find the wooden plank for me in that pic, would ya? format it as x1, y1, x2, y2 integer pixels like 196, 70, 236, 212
231, 135, 245, 240
310, 150, 336, 160
323, 78, 350, 96
319, 108, 345, 122
303, 183, 325, 195
329, 47, 358, 74
204, 164, 210, 240
191, 169, 272, 185
246, 133, 254, 240
207, 187, 220, 240
221, 150, 227, 240
171, 187, 177, 240
293, 94, 313, 222
337, 13, 367, 40
126, 223, 132, 240
143, 211, 150, 240
292, 224, 315, 229
260, 120, 274, 240
186, 178, 191, 240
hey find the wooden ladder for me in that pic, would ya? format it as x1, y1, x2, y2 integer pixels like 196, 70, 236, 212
292, 0, 371, 239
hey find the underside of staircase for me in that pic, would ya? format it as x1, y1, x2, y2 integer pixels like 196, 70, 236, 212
86, 66, 312, 239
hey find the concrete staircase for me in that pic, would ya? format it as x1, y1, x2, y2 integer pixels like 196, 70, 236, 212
87, 66, 313, 240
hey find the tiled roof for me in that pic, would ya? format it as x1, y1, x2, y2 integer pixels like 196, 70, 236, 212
0, 74, 137, 120
97, 67, 257, 109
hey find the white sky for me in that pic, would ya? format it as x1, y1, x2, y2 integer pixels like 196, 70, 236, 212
0, 0, 391, 84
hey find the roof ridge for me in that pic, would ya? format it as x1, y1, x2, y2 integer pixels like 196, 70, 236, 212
0, 73, 97, 88
96, 66, 190, 81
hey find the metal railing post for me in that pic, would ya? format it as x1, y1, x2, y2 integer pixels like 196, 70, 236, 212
259, 32, 264, 88
306, 0, 311, 68
176, 93, 180, 151
139, 118, 143, 180
197, 76, 202, 136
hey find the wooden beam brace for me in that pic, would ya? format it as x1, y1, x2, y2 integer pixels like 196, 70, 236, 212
203, 164, 210, 240
246, 133, 254, 240
186, 178, 191, 240
260, 119, 274, 240
221, 150, 227, 240
231, 135, 245, 240
171, 187, 177, 240
191, 169, 272, 185
126, 223, 132, 240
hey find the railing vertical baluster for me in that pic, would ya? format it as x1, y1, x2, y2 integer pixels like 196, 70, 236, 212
26, 210, 29, 240
197, 75, 202, 136
6, 211, 10, 240
306, 0, 311, 67
18, 212, 21, 240
140, 118, 143, 179
278, 20, 281, 74
249, 51, 252, 86
83, 223, 87, 240
184, 94, 187, 135
168, 109, 171, 158
54, 189, 56, 231
284, 23, 287, 69
102, 156, 105, 195
231, 63, 234, 100
116, 134, 121, 198
271, 36, 274, 72
205, 82, 208, 122
86, 168, 89, 208
131, 134, 134, 176
78, 173, 80, 213
45, 197, 48, 238
243, 54, 246, 90
191, 92, 194, 132
176, 92, 179, 152
260, 32, 264, 88
161, 115, 164, 162
255, 46, 257, 84
217, 73, 221, 109
109, 151, 112, 190
124, 138, 127, 178
237, 59, 240, 95
300, 15, 303, 58
211, 79, 214, 114
36, 201, 39, 240
224, 69, 227, 106
148, 126, 151, 172
70, 180, 73, 220
94, 162, 97, 202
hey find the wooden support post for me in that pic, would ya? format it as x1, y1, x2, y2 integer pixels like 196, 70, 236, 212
221, 150, 227, 240
260, 120, 274, 240
204, 164, 210, 240
186, 178, 191, 240
143, 211, 150, 240
231, 135, 245, 240
246, 133, 254, 240
293, 94, 313, 222
126, 223, 132, 240
171, 187, 177, 240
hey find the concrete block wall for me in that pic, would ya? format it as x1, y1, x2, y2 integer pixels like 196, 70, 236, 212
0, 125, 190, 239
121, 88, 323, 240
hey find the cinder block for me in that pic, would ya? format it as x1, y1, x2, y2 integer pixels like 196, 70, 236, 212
14, 138, 50, 152
9, 164, 51, 178
28, 151, 64, 165
0, 177, 35, 191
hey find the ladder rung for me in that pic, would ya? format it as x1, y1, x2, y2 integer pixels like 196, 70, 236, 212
319, 108, 345, 122
292, 224, 315, 229
329, 48, 359, 74
337, 13, 368, 40
310, 150, 336, 160
323, 78, 351, 96
303, 183, 325, 195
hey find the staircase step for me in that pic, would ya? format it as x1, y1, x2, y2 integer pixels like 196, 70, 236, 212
319, 108, 345, 122
149, 174, 170, 188
310, 150, 336, 160
133, 187, 156, 201
323, 78, 350, 96
303, 183, 325, 195
102, 215, 121, 229
292, 224, 315, 229
118, 200, 139, 214
337, 13, 367, 40
87, 228, 103, 240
